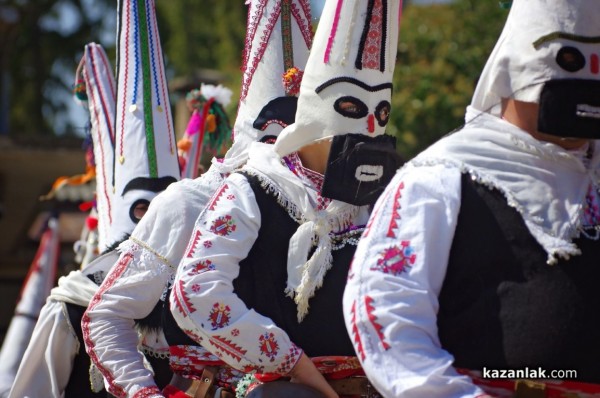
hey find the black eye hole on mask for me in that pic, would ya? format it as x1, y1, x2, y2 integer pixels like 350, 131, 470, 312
375, 100, 391, 127
334, 96, 369, 119
556, 46, 586, 73
129, 199, 150, 224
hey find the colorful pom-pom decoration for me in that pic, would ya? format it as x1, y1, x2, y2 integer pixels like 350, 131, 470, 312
177, 137, 193, 152
206, 114, 217, 133
73, 79, 88, 101
86, 216, 99, 230
282, 67, 304, 96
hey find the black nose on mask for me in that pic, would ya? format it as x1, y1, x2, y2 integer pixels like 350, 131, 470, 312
538, 79, 600, 139
322, 134, 403, 206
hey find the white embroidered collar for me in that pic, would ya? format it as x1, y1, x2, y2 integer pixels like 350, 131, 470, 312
410, 107, 600, 264
244, 142, 365, 320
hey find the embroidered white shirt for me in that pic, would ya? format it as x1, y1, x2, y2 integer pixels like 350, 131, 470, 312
171, 172, 305, 375
83, 177, 224, 398
171, 142, 370, 376
343, 112, 600, 398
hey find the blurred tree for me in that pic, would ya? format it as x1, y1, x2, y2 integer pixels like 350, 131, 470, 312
155, 1, 246, 88
1, 0, 114, 138
3, 0, 508, 156
390, 0, 508, 159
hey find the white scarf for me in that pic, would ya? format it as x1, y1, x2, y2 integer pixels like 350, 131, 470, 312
49, 251, 119, 306
411, 108, 600, 264
245, 142, 362, 321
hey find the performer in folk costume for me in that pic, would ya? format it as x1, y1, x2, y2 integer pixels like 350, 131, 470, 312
1, 72, 100, 396
82, 0, 312, 396
8, 42, 116, 398
343, 0, 600, 397
0, 217, 60, 398
170, 0, 402, 397
10, 31, 179, 397
77, 0, 184, 395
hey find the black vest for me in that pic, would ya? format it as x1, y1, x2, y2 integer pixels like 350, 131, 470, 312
65, 287, 171, 397
64, 302, 110, 398
164, 172, 357, 357
438, 173, 600, 383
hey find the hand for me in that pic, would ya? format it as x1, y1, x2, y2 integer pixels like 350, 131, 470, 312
288, 353, 339, 398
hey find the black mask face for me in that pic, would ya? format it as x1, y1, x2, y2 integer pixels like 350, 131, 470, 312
538, 79, 600, 138
322, 134, 403, 206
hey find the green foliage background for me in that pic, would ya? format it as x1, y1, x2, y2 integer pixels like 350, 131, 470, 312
391, 0, 507, 158
2, 0, 508, 157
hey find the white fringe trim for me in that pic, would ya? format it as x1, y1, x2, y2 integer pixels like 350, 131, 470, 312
408, 158, 583, 265
240, 168, 359, 321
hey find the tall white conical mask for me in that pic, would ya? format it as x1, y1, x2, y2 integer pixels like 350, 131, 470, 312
76, 42, 116, 253
471, 0, 600, 139
274, 0, 403, 157
274, 0, 403, 206
219, 0, 313, 169
109, 0, 180, 246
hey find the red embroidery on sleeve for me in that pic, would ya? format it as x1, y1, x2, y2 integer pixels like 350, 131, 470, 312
210, 215, 237, 236
209, 335, 248, 362
207, 183, 229, 211
208, 302, 232, 329
186, 230, 202, 258
274, 344, 302, 374
349, 300, 366, 361
132, 386, 162, 398
82, 252, 133, 397
362, 204, 379, 238
372, 241, 415, 276
386, 181, 404, 238
259, 332, 280, 362
173, 279, 196, 315
188, 259, 215, 276
365, 296, 390, 350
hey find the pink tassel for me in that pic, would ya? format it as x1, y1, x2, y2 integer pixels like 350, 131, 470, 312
185, 110, 203, 136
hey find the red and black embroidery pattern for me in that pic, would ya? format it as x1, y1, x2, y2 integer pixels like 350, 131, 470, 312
259, 332, 280, 362
356, 0, 388, 72
275, 344, 301, 374
209, 302, 232, 329
132, 386, 162, 398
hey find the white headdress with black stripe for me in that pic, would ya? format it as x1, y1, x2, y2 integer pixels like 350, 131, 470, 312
109, 0, 180, 246
274, 0, 402, 156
